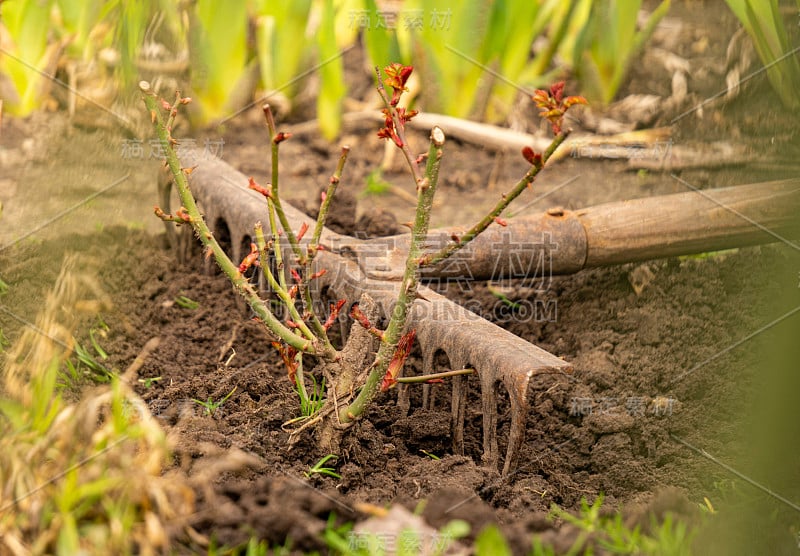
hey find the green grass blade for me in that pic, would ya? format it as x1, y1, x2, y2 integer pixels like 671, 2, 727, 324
190, 0, 250, 123
362, 0, 403, 68
317, 0, 347, 140
0, 0, 56, 115
254, 0, 312, 98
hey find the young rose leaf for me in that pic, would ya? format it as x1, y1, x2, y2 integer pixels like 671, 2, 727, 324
175, 207, 192, 222
272, 342, 299, 383
521, 146, 543, 167
296, 222, 309, 241
383, 63, 414, 105
350, 302, 384, 340
564, 95, 588, 109
531, 82, 588, 135
323, 299, 347, 331
380, 329, 416, 392
377, 108, 403, 147
238, 243, 259, 273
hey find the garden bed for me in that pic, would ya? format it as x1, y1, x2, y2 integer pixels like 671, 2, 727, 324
2, 1, 800, 553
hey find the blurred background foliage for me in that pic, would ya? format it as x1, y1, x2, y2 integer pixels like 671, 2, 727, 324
0, 0, 796, 135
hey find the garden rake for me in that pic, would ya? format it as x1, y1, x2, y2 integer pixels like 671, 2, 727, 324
159, 151, 799, 476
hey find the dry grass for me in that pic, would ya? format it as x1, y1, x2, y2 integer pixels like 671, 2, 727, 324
0, 256, 195, 555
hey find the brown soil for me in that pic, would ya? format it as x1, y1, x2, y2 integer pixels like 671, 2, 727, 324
4, 215, 798, 553
2, 2, 800, 554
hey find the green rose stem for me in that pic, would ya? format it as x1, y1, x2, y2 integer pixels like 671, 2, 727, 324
252, 223, 313, 406
419, 129, 570, 268
302, 146, 351, 345
262, 104, 305, 263
140, 82, 314, 354
253, 223, 315, 342
338, 125, 445, 424
142, 69, 586, 439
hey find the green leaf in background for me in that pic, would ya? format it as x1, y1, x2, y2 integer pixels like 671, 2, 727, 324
0, 0, 59, 116
363, 0, 406, 70
113, 0, 170, 88
556, 0, 593, 65
189, 0, 251, 125
575, 0, 670, 105
317, 0, 347, 140
254, 0, 313, 108
360, 0, 579, 123
55, 0, 102, 60
724, 0, 800, 109
480, 0, 573, 122
402, 0, 491, 118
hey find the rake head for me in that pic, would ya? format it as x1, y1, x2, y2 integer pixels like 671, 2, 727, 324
158, 151, 572, 476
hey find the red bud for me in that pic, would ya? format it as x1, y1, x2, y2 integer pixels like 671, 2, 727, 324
323, 299, 347, 331
248, 177, 272, 198
175, 207, 192, 222
380, 329, 416, 391
522, 146, 542, 167
272, 342, 299, 382
296, 222, 309, 241
237, 242, 259, 273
